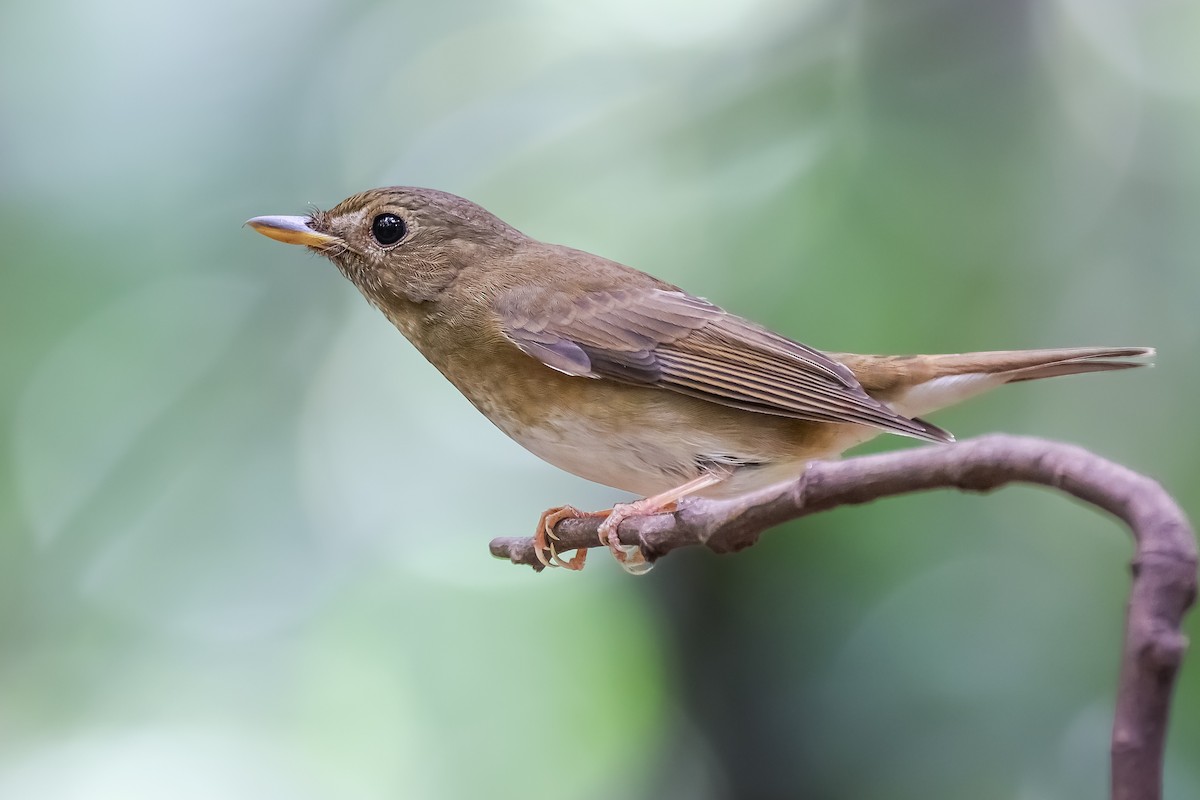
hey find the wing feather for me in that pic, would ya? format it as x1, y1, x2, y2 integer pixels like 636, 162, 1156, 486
496, 287, 952, 442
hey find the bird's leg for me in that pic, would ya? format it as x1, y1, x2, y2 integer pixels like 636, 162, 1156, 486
533, 505, 609, 571
598, 472, 728, 574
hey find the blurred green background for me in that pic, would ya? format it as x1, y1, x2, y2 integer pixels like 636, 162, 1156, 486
2, 0, 1198, 798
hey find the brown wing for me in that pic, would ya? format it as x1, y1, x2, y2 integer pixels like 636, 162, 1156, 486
497, 287, 952, 442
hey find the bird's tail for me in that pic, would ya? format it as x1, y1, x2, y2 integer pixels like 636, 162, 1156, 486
834, 346, 1155, 419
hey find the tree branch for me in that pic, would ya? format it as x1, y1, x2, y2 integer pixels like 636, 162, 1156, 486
489, 434, 1196, 800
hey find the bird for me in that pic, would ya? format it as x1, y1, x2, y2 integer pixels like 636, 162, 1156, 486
247, 187, 1153, 572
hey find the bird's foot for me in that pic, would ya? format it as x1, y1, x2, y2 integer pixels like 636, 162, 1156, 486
595, 499, 678, 576
537, 473, 721, 574
533, 505, 606, 570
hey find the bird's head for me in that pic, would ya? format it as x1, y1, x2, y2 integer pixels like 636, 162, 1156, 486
247, 186, 526, 304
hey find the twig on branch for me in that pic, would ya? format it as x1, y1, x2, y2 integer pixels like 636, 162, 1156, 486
489, 433, 1196, 800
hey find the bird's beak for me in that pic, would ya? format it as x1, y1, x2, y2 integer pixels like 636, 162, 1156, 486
245, 215, 340, 249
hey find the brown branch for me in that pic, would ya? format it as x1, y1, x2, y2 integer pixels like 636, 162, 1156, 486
489, 433, 1196, 800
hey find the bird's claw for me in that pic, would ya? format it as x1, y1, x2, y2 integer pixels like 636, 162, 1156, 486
597, 501, 661, 576
533, 506, 590, 570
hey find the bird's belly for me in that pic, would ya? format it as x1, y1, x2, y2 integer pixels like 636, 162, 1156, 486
504, 414, 880, 498
500, 411, 706, 496
480, 390, 877, 498
439, 348, 882, 498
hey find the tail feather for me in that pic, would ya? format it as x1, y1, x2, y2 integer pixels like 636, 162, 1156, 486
922, 347, 1154, 381
1001, 350, 1153, 383
844, 346, 1155, 420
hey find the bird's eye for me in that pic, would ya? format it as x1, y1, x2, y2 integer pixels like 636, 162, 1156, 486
370, 213, 407, 246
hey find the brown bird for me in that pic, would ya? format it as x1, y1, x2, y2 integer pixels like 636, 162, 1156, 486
247, 187, 1152, 572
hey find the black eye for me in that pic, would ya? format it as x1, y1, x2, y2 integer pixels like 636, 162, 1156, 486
371, 213, 407, 246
